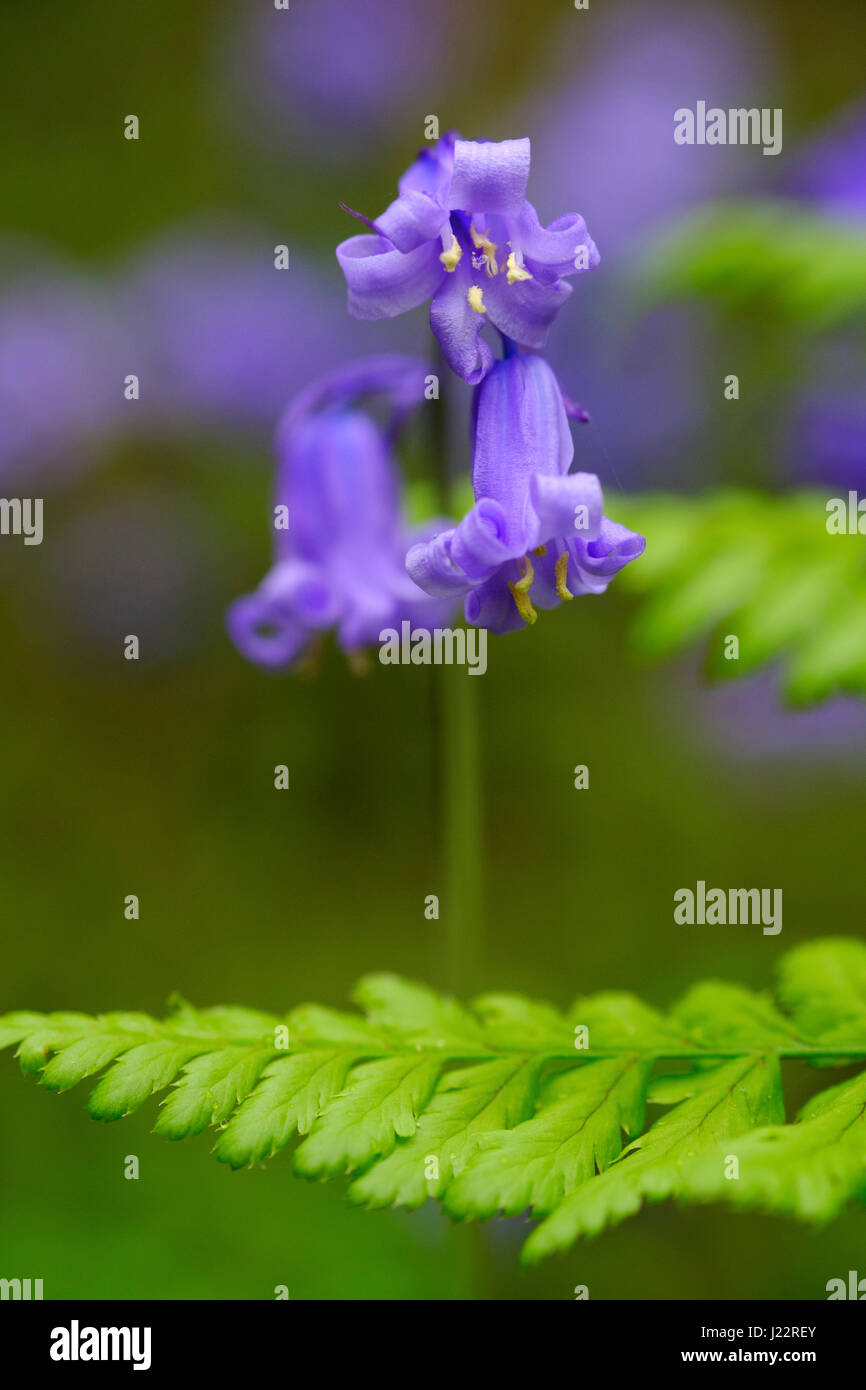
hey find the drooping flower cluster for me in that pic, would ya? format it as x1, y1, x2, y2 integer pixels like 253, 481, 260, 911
227, 357, 453, 669
337, 133, 599, 384
229, 132, 644, 670
336, 133, 643, 635
406, 350, 644, 633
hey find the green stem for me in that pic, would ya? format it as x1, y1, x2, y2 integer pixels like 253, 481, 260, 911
439, 668, 483, 995
428, 347, 484, 997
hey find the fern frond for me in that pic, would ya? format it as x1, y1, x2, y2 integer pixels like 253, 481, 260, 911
3, 942, 866, 1261
617, 490, 866, 704
680, 1072, 866, 1222
523, 1054, 784, 1262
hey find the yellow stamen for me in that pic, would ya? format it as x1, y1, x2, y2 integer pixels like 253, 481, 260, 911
470, 223, 499, 276
508, 554, 538, 625
555, 551, 573, 601
533, 544, 547, 557
439, 235, 462, 273
505, 250, 532, 284
467, 285, 486, 314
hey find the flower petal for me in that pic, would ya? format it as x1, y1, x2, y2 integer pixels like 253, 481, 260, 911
529, 470, 603, 546
571, 517, 647, 586
429, 239, 495, 384
376, 190, 449, 253
464, 568, 527, 634
446, 138, 531, 215
450, 496, 527, 578
405, 528, 474, 598
280, 410, 401, 562
336, 233, 444, 319
482, 269, 572, 351
259, 558, 340, 627
226, 589, 309, 670
513, 201, 600, 281
472, 354, 573, 535
398, 133, 457, 201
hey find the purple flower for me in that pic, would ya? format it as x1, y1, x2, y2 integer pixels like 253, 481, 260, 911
122, 223, 398, 434
336, 134, 599, 384
406, 352, 645, 634
227, 357, 454, 669
787, 105, 866, 222
0, 248, 133, 483
221, 0, 453, 165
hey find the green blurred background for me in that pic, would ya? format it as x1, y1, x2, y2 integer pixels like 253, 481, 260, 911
1, 0, 865, 1299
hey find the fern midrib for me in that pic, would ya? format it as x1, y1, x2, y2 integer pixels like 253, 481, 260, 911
24, 1031, 866, 1063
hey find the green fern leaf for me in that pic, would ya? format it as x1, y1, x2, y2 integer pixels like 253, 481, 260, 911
4, 941, 866, 1262
294, 1055, 442, 1178
776, 938, 866, 1051
523, 1054, 784, 1262
618, 491, 866, 704
681, 1072, 866, 1221
445, 1056, 651, 1220
348, 1056, 542, 1209
214, 1052, 357, 1168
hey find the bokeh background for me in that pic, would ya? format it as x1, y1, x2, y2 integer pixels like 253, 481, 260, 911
1, 0, 865, 1299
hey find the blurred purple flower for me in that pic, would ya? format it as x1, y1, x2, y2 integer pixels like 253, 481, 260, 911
787, 105, 866, 221
220, 0, 455, 162
517, 2, 770, 488
0, 248, 133, 484
784, 105, 866, 493
407, 352, 644, 634
123, 224, 411, 434
524, 1, 767, 262
227, 357, 454, 669
792, 394, 866, 494
337, 134, 598, 384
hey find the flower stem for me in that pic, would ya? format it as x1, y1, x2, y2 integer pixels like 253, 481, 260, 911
439, 666, 483, 995
429, 347, 484, 996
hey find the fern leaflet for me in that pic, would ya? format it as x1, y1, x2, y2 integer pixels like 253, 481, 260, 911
3, 939, 866, 1262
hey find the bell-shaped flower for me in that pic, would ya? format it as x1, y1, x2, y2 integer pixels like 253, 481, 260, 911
406, 352, 645, 634
227, 357, 454, 669
336, 133, 599, 384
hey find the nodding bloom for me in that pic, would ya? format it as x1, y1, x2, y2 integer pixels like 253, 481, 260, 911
227, 357, 454, 669
406, 352, 645, 634
336, 133, 599, 385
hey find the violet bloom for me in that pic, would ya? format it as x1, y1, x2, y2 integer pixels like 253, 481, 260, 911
227, 357, 453, 669
406, 352, 645, 634
787, 105, 866, 222
337, 134, 599, 384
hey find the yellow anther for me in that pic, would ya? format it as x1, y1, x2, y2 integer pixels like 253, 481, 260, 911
508, 554, 538, 625
470, 223, 499, 276
555, 550, 573, 601
467, 285, 487, 314
533, 544, 547, 556
505, 251, 532, 284
439, 235, 462, 273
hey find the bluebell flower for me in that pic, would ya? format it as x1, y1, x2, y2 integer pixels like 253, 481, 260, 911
787, 105, 866, 222
406, 352, 645, 634
227, 357, 454, 669
336, 134, 599, 384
